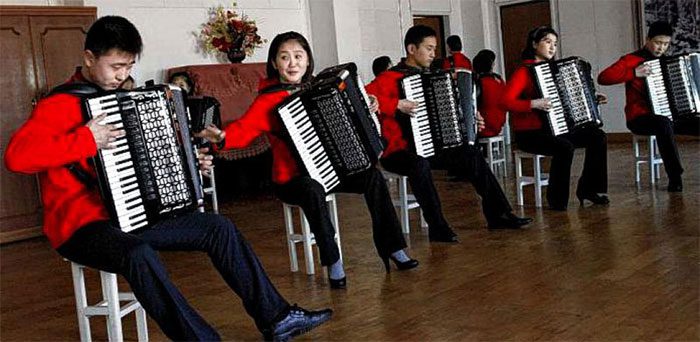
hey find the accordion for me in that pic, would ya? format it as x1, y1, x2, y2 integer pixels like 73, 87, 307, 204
531, 56, 602, 136
276, 63, 384, 193
186, 96, 222, 147
399, 68, 477, 158
643, 52, 700, 120
83, 85, 204, 232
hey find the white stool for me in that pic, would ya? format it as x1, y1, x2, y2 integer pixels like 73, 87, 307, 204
514, 151, 549, 207
633, 135, 663, 184
198, 166, 219, 214
382, 171, 427, 234
283, 193, 341, 275
70, 262, 148, 342
478, 135, 507, 177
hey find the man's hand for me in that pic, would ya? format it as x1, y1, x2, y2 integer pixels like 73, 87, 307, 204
476, 111, 486, 132
197, 147, 214, 177
368, 94, 379, 113
87, 113, 126, 149
635, 64, 652, 78
397, 99, 417, 117
195, 124, 226, 144
531, 98, 552, 111
596, 93, 609, 105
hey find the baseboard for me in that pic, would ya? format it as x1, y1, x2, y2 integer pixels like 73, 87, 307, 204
607, 132, 700, 143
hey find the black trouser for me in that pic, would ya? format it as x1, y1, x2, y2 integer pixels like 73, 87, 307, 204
381, 146, 512, 225
627, 115, 700, 180
274, 168, 407, 266
57, 212, 289, 341
514, 126, 608, 208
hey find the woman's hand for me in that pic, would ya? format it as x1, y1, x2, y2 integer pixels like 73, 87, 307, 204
596, 93, 609, 105
197, 147, 214, 177
397, 99, 417, 117
368, 94, 379, 113
476, 111, 486, 132
531, 98, 552, 111
195, 124, 226, 144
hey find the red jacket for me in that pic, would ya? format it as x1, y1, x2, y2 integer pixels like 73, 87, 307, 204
477, 74, 508, 137
365, 63, 421, 157
4, 69, 109, 248
598, 49, 655, 122
442, 52, 473, 70
501, 59, 545, 131
220, 78, 302, 184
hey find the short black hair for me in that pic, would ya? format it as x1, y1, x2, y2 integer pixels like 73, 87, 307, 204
473, 49, 496, 75
446, 35, 462, 52
404, 25, 436, 54
647, 21, 673, 38
521, 25, 558, 60
372, 56, 392, 76
266, 31, 314, 83
85, 16, 142, 58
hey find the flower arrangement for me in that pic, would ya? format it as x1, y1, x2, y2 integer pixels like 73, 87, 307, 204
197, 3, 266, 62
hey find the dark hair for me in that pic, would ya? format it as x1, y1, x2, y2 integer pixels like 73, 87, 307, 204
404, 25, 436, 54
372, 56, 392, 76
520, 25, 558, 60
647, 21, 673, 38
85, 16, 142, 58
473, 49, 496, 75
266, 31, 314, 83
168, 72, 194, 93
446, 35, 462, 52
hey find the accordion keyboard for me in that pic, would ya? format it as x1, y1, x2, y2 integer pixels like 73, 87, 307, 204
402, 74, 435, 157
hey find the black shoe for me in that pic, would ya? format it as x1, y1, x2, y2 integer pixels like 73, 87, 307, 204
487, 212, 532, 229
668, 179, 683, 192
262, 304, 333, 342
382, 256, 419, 273
428, 228, 459, 243
576, 192, 610, 206
328, 276, 346, 289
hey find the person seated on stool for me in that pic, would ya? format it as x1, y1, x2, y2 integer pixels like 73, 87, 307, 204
169, 71, 194, 96
473, 49, 507, 139
501, 26, 610, 210
197, 31, 418, 290
366, 25, 532, 236
598, 21, 699, 192
4, 16, 331, 342
441, 35, 473, 70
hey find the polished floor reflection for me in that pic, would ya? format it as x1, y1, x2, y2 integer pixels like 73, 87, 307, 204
1, 140, 698, 341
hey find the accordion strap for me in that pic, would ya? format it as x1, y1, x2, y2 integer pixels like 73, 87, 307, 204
48, 82, 103, 189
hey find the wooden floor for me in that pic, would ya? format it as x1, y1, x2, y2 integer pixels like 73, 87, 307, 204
2, 141, 698, 341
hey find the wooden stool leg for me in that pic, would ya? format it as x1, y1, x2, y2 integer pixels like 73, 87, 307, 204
515, 155, 524, 206
648, 137, 655, 185
328, 196, 342, 262
398, 177, 410, 234
135, 306, 149, 342
534, 156, 543, 208
283, 205, 299, 272
100, 271, 124, 342
300, 211, 315, 275
71, 263, 92, 342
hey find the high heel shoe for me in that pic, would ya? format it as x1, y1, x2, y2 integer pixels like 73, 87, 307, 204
382, 256, 419, 273
328, 276, 346, 289
576, 193, 610, 206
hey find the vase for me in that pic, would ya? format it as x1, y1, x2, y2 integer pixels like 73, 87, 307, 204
226, 48, 246, 63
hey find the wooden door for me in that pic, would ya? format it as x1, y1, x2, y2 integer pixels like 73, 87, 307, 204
500, 0, 551, 79
0, 6, 95, 244
413, 15, 447, 59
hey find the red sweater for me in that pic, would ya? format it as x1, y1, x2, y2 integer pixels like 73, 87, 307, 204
365, 65, 418, 157
220, 78, 302, 184
501, 59, 545, 131
442, 52, 473, 70
4, 69, 109, 248
597, 49, 655, 122
477, 74, 508, 137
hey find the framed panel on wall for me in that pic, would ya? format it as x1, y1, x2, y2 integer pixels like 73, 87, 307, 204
635, 0, 699, 54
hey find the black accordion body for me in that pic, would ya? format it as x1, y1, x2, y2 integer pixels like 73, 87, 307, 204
399, 68, 477, 158
530, 56, 602, 136
276, 63, 384, 193
186, 95, 222, 147
643, 52, 700, 121
83, 85, 204, 232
